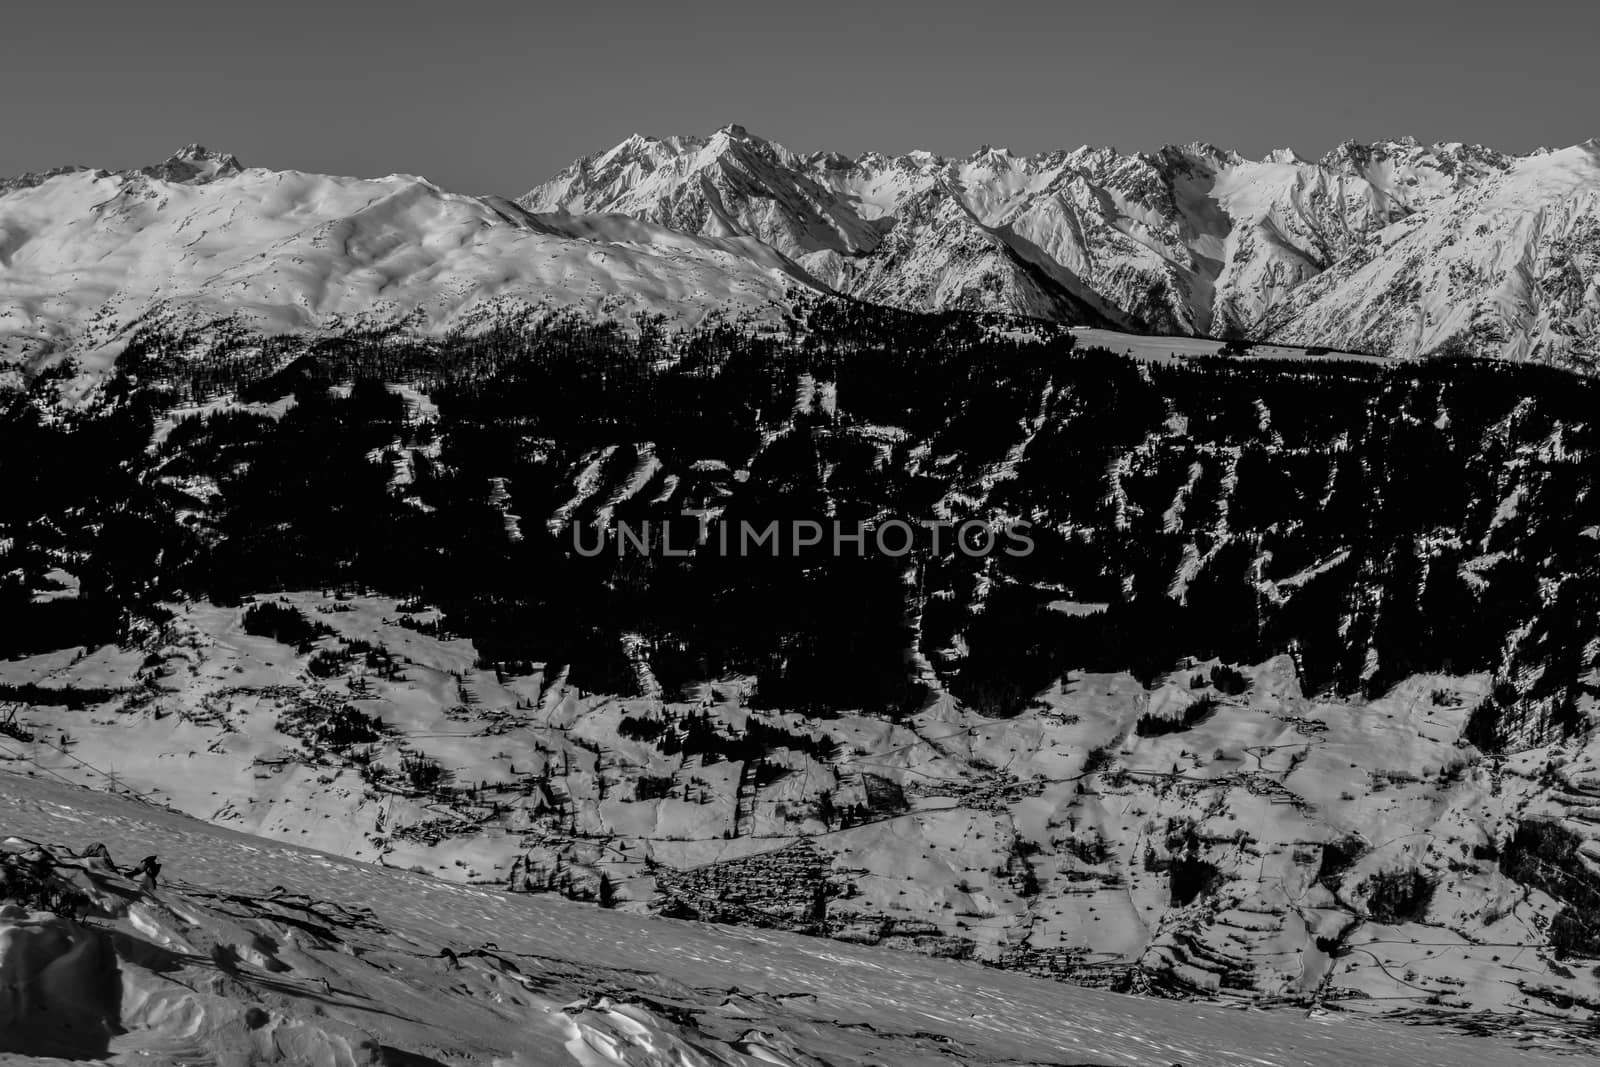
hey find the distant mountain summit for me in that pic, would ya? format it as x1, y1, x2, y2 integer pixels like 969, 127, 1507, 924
525, 126, 1598, 368
136, 143, 244, 184
0, 144, 245, 194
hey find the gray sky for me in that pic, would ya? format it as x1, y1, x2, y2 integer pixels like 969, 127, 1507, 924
6, 0, 1596, 196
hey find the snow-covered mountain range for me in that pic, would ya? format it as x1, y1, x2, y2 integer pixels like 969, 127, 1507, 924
0, 146, 813, 373
4, 128, 1597, 374
525, 126, 1600, 368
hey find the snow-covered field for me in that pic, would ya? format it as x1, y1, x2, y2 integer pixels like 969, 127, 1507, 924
1, 772, 1585, 1066
5, 592, 1600, 1045
1068, 328, 1384, 364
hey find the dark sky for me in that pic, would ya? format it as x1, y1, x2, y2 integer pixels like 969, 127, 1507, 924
6, 1, 1596, 196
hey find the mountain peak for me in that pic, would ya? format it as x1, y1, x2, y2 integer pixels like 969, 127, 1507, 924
172, 143, 229, 161
138, 144, 244, 184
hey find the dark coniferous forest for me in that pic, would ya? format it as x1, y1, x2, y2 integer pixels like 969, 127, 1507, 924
3, 302, 1597, 753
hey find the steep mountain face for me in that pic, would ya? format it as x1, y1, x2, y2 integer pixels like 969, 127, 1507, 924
524, 126, 1113, 324
136, 142, 245, 184
1261, 141, 1600, 369
0, 145, 818, 373
526, 128, 1592, 358
525, 126, 883, 261
811, 181, 1110, 321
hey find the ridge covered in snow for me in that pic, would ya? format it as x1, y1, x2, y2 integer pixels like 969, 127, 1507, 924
525, 126, 1599, 366
0, 145, 818, 372
5, 129, 1593, 374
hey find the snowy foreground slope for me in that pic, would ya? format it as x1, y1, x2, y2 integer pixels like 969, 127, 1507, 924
0, 772, 1584, 1067
5, 593, 1600, 1054
0, 146, 814, 372
525, 127, 1599, 367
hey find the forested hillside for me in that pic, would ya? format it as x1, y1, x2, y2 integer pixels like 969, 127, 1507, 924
6, 305, 1600, 1019
6, 306, 1597, 750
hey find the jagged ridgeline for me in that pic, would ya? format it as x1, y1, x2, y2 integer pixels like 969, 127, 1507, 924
4, 303, 1598, 750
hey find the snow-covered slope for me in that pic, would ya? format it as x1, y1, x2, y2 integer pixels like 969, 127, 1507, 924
0, 146, 819, 371
7, 591, 1600, 1042
524, 128, 1598, 360
1, 762, 1586, 1064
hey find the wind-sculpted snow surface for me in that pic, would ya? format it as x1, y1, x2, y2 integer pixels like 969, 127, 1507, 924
0, 899, 120, 1057
0, 146, 815, 373
0, 774, 1585, 1066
